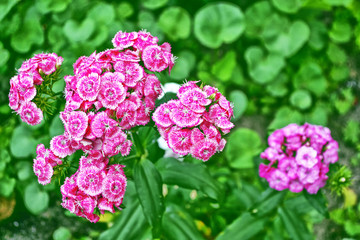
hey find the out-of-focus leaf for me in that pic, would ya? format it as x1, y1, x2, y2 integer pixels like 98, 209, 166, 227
162, 204, 205, 240
245, 46, 285, 84
142, 0, 168, 10
250, 189, 286, 217
0, 0, 19, 21
88, 2, 115, 25
0, 177, 16, 197
0, 42, 10, 66
212, 51, 237, 82
10, 7, 44, 53
63, 18, 95, 42
290, 89, 312, 110
305, 104, 328, 126
156, 157, 222, 201
268, 106, 304, 130
15, 161, 32, 181
330, 65, 349, 82
216, 213, 266, 240
116, 2, 133, 19
278, 206, 313, 240
35, 0, 71, 14
134, 159, 164, 236
344, 220, 360, 236
170, 50, 196, 80
158, 7, 191, 41
308, 20, 327, 50
327, 43, 347, 64
324, 0, 352, 6
229, 90, 248, 120
343, 120, 360, 144
329, 21, 352, 43
271, 0, 304, 13
244, 1, 273, 38
138, 11, 164, 42
24, 182, 49, 215
194, 3, 245, 48
266, 73, 289, 97
293, 62, 327, 97
10, 125, 36, 158
263, 20, 310, 57
225, 128, 262, 169
333, 88, 355, 115
53, 227, 71, 240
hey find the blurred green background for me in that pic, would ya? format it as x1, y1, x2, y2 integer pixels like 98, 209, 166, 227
1, 0, 360, 239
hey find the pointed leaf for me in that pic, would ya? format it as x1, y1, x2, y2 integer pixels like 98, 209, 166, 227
278, 206, 313, 240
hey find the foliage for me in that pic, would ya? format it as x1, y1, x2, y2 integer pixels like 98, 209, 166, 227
0, 0, 360, 239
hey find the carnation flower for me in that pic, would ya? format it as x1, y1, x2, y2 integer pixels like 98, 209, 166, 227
259, 123, 339, 194
19, 102, 43, 126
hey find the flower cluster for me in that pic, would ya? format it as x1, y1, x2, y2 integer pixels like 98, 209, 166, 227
153, 81, 234, 161
30, 30, 175, 222
61, 163, 126, 223
259, 123, 339, 194
8, 53, 63, 125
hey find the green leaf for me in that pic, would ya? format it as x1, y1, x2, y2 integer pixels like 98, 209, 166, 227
138, 11, 164, 42
116, 2, 134, 19
268, 106, 304, 130
156, 157, 222, 201
305, 104, 328, 126
63, 18, 95, 42
24, 182, 49, 215
266, 73, 289, 97
229, 90, 248, 120
263, 20, 310, 57
162, 204, 205, 240
250, 189, 286, 217
10, 125, 36, 158
16, 161, 32, 181
333, 88, 355, 115
278, 206, 313, 240
308, 21, 327, 50
343, 120, 360, 144
194, 3, 245, 48
290, 89, 312, 110
142, 0, 168, 10
329, 21, 352, 43
0, 0, 19, 21
323, 0, 352, 6
271, 0, 304, 13
170, 50, 196, 80
327, 43, 347, 64
225, 128, 262, 169
344, 220, 360, 236
88, 3, 115, 25
216, 212, 266, 240
0, 42, 10, 66
10, 7, 44, 53
211, 51, 237, 82
0, 177, 16, 197
330, 65, 349, 82
244, 1, 273, 38
158, 7, 191, 41
303, 191, 329, 217
293, 62, 327, 97
134, 159, 164, 236
35, 0, 71, 14
99, 182, 151, 240
53, 227, 72, 240
245, 46, 285, 84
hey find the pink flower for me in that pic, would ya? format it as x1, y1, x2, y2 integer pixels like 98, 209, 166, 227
19, 102, 43, 126
112, 31, 137, 50
98, 72, 126, 109
79, 155, 108, 171
114, 61, 144, 87
208, 104, 234, 130
152, 101, 177, 128
50, 135, 73, 158
142, 45, 169, 72
295, 146, 318, 168
179, 88, 211, 113
190, 140, 218, 161
98, 198, 115, 213
18, 86, 37, 102
8, 86, 19, 111
143, 74, 162, 98
268, 169, 289, 191
133, 30, 158, 51
63, 111, 88, 140
33, 157, 53, 185
91, 112, 118, 138
169, 102, 202, 128
76, 167, 105, 196
102, 173, 127, 202
168, 127, 192, 155
116, 100, 138, 129
76, 72, 101, 101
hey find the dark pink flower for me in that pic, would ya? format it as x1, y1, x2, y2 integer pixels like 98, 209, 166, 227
76, 167, 105, 196
19, 102, 43, 126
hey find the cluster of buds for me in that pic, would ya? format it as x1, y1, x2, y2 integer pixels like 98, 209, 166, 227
8, 53, 63, 125
152, 81, 234, 161
259, 123, 339, 194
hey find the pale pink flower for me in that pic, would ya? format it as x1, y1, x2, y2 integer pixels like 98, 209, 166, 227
268, 169, 289, 191
18, 73, 34, 89
142, 45, 169, 72
63, 111, 88, 140
190, 140, 218, 161
98, 197, 115, 213
167, 127, 192, 155
289, 180, 303, 193
112, 31, 137, 50
18, 86, 37, 102
114, 61, 144, 87
8, 86, 19, 111
169, 103, 202, 128
76, 72, 101, 101
50, 134, 73, 158
179, 88, 211, 113
76, 167, 105, 196
33, 157, 53, 185
295, 146, 318, 168
208, 104, 234, 130
19, 102, 43, 126
98, 72, 126, 109
102, 173, 127, 202
298, 166, 320, 185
